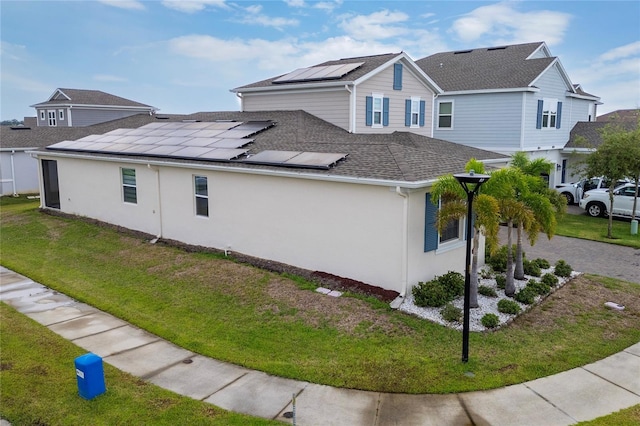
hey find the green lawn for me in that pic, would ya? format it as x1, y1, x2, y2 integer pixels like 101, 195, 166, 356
556, 210, 640, 249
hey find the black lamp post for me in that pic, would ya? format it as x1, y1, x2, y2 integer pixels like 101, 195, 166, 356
454, 170, 490, 363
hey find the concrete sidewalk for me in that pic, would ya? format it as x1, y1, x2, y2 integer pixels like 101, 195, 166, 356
2, 266, 639, 425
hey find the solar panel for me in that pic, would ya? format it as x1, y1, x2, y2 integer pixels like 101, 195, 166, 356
170, 146, 216, 158
197, 148, 248, 160
189, 129, 225, 138
245, 151, 300, 163
273, 62, 363, 83
179, 137, 221, 147
285, 152, 347, 167
242, 150, 347, 169
210, 138, 253, 148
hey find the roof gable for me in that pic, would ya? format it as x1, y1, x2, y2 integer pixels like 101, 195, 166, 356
415, 41, 571, 92
30, 88, 156, 110
233, 52, 441, 94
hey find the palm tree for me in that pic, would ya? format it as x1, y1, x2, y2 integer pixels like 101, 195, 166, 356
510, 153, 565, 279
430, 159, 500, 307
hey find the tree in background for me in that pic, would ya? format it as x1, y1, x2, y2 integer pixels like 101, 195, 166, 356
430, 159, 500, 307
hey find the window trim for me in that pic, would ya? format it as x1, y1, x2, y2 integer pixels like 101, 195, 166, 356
58, 109, 64, 120
47, 110, 57, 127
437, 100, 453, 130
121, 168, 137, 204
410, 97, 421, 128
39, 110, 45, 121
194, 175, 209, 217
372, 93, 384, 128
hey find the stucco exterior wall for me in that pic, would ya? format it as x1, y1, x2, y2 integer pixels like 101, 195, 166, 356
37, 155, 474, 294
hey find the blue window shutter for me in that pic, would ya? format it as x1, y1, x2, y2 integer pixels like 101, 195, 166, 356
556, 101, 563, 129
419, 100, 426, 126
365, 96, 373, 126
393, 63, 403, 90
536, 100, 543, 129
383, 97, 389, 126
424, 193, 438, 252
405, 99, 411, 126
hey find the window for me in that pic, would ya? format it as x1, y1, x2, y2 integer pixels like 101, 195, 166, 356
122, 168, 137, 204
405, 98, 426, 127
440, 219, 460, 243
194, 175, 208, 217
365, 94, 389, 127
437, 101, 453, 129
40, 110, 45, 121
536, 98, 563, 129
411, 98, 420, 126
48, 110, 57, 127
58, 109, 64, 120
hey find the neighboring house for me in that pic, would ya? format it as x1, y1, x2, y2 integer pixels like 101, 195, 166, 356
0, 114, 179, 196
562, 120, 638, 183
31, 110, 508, 296
597, 109, 640, 123
232, 52, 442, 137
30, 88, 157, 127
415, 41, 601, 187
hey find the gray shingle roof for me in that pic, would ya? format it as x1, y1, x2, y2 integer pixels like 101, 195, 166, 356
31, 88, 156, 109
596, 109, 640, 123
415, 42, 555, 91
233, 53, 401, 91
33, 110, 507, 183
565, 121, 638, 149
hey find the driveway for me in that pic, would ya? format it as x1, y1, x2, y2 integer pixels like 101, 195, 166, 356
498, 225, 640, 284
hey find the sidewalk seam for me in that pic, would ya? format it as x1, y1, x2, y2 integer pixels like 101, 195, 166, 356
523, 383, 578, 423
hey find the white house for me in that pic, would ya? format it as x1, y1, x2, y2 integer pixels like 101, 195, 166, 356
32, 110, 508, 298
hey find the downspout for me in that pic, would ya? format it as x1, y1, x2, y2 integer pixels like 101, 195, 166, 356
148, 164, 163, 241
345, 84, 355, 133
393, 186, 409, 306
236, 93, 244, 112
10, 150, 17, 196
520, 92, 526, 151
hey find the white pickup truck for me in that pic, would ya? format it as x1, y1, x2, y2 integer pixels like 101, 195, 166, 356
555, 177, 629, 205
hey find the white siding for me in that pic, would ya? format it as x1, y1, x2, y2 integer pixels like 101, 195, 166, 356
432, 92, 523, 152
242, 89, 350, 130
356, 63, 434, 136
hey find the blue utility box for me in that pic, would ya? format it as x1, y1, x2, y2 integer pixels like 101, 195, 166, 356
75, 353, 106, 400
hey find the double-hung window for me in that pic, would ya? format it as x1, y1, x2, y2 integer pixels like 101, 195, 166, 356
122, 168, 137, 204
366, 94, 389, 127
536, 98, 563, 129
48, 110, 57, 127
437, 101, 453, 129
194, 175, 209, 217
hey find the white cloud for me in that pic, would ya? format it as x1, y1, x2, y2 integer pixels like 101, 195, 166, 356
93, 74, 128, 82
314, 0, 343, 13
284, 0, 306, 7
599, 41, 640, 62
236, 7, 299, 29
98, 0, 145, 11
450, 2, 571, 46
339, 10, 410, 40
162, 0, 228, 13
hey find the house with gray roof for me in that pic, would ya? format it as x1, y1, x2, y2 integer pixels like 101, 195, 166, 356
30, 110, 508, 296
30, 88, 157, 127
232, 52, 442, 137
415, 41, 601, 186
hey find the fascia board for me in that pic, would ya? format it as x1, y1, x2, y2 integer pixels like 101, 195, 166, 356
566, 92, 601, 102
561, 147, 594, 154
233, 86, 348, 97
437, 87, 539, 96
30, 149, 508, 190
231, 80, 351, 94
29, 103, 157, 111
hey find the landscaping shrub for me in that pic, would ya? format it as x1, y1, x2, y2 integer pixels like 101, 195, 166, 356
481, 313, 500, 328
441, 303, 462, 323
497, 298, 521, 314
554, 260, 573, 277
514, 287, 537, 305
480, 269, 493, 279
487, 245, 517, 273
541, 273, 559, 287
533, 258, 550, 270
526, 279, 551, 296
412, 280, 448, 307
495, 274, 506, 290
523, 259, 541, 277
439, 271, 465, 299
478, 285, 497, 297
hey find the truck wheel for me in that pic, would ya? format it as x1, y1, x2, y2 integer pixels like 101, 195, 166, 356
586, 202, 606, 218
562, 192, 574, 205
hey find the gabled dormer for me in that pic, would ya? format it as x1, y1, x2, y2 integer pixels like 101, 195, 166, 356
232, 53, 442, 135
30, 88, 158, 127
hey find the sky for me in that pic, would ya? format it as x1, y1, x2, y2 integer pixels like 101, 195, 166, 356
1, 0, 639, 121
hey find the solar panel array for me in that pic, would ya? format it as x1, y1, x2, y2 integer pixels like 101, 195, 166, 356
46, 120, 348, 170
273, 62, 364, 84
48, 121, 275, 162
